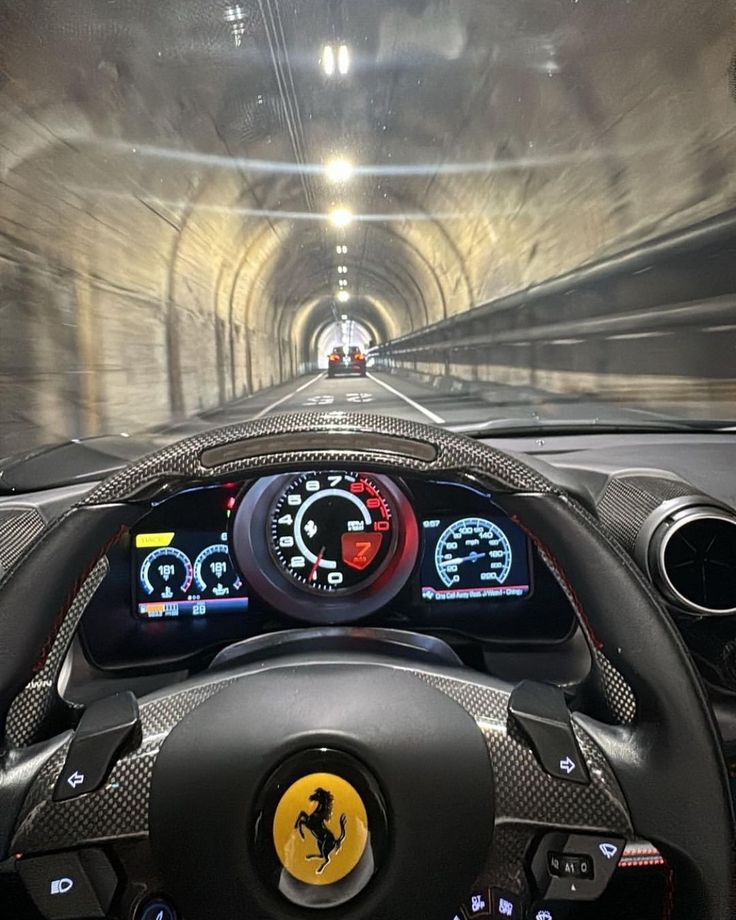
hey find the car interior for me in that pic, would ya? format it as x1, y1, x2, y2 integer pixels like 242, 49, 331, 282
1, 2, 736, 920
0, 416, 735, 920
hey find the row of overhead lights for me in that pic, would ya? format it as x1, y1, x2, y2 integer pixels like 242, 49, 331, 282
328, 184, 352, 299
321, 44, 354, 303
321, 43, 350, 77
336, 242, 349, 299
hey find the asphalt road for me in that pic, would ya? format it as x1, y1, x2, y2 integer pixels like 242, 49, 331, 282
201, 371, 460, 428
179, 368, 698, 438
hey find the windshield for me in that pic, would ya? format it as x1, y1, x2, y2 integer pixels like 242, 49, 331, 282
2, 0, 736, 458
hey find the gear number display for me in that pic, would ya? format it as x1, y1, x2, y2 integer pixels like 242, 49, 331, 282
269, 472, 396, 594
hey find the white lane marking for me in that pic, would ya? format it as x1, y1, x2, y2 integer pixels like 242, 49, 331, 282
605, 331, 672, 341
346, 392, 373, 402
304, 394, 334, 405
251, 373, 324, 419
366, 373, 445, 424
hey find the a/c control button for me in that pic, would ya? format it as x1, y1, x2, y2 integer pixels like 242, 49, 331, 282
136, 898, 179, 920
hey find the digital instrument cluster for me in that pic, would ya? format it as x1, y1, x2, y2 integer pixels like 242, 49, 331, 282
80, 473, 573, 670
131, 473, 531, 622
134, 530, 247, 618
420, 516, 531, 602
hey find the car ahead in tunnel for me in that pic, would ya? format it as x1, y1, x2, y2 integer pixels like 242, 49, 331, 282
327, 345, 367, 378
1, 2, 736, 920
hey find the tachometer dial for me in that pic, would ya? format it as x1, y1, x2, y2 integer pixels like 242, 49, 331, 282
193, 544, 243, 597
139, 547, 193, 600
434, 518, 513, 588
269, 472, 395, 593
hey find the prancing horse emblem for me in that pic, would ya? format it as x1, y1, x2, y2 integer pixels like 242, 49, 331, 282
294, 787, 347, 874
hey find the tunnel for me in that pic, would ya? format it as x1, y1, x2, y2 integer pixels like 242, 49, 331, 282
2, 0, 736, 455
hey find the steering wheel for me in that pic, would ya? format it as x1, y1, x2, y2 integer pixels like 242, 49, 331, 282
0, 414, 733, 920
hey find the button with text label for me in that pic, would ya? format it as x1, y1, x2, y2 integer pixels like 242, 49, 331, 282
547, 852, 594, 880
466, 888, 492, 916
532, 833, 625, 901
491, 888, 522, 919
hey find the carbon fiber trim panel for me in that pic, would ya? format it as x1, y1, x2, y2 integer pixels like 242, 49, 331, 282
528, 532, 637, 724
418, 673, 631, 834
596, 475, 700, 551
0, 508, 45, 578
5, 559, 108, 747
597, 652, 637, 724
12, 666, 630, 856
12, 675, 239, 852
79, 413, 552, 504
483, 825, 534, 903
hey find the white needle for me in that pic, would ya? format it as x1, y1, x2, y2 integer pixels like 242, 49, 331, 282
438, 551, 487, 567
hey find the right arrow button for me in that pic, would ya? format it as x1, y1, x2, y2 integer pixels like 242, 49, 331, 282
509, 681, 590, 785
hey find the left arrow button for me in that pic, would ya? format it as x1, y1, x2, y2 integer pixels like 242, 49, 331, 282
53, 691, 140, 802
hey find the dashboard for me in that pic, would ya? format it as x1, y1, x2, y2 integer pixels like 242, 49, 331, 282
79, 473, 574, 671
2, 430, 736, 756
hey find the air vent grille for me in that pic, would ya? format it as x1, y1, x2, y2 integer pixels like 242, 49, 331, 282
658, 511, 736, 615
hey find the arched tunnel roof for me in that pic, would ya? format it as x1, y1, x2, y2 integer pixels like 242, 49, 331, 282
1, 0, 735, 449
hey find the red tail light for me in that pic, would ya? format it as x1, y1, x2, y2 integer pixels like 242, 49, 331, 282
354, 353, 364, 361
329, 354, 340, 362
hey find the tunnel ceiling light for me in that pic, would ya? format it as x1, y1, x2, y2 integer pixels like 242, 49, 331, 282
339, 279, 348, 286
337, 265, 348, 273
337, 44, 350, 75
328, 207, 353, 229
335, 244, 348, 254
325, 158, 354, 184
321, 44, 335, 76
337, 290, 350, 303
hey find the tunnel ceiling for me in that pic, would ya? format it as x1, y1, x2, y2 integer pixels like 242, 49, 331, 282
2, 0, 736, 433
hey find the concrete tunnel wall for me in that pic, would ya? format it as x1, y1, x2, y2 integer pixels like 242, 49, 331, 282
2, 0, 736, 454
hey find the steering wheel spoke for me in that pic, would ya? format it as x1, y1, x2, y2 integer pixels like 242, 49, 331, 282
8, 660, 636, 916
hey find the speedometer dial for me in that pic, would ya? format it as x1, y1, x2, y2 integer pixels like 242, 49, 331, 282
434, 517, 513, 588
269, 472, 395, 593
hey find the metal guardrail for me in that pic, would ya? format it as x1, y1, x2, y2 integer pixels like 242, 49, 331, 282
372, 209, 736, 362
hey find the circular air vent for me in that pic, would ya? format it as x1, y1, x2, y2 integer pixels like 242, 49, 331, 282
650, 508, 736, 615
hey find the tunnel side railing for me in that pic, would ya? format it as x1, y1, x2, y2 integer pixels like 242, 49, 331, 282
370, 209, 736, 408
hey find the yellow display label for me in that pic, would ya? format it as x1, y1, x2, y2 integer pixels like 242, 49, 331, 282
135, 532, 175, 549
272, 772, 368, 886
